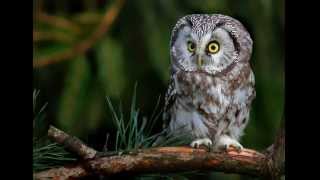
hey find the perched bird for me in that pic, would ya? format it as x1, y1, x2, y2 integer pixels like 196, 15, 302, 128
157, 14, 255, 151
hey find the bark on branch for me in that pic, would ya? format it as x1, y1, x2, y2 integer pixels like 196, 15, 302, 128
47, 126, 97, 160
264, 118, 285, 179
34, 146, 267, 179
34, 124, 285, 180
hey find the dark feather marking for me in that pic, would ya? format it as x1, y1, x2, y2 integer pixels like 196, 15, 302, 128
185, 17, 194, 27
235, 109, 240, 118
162, 76, 177, 130
242, 118, 247, 125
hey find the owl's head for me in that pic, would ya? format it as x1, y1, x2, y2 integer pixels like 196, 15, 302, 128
170, 14, 253, 75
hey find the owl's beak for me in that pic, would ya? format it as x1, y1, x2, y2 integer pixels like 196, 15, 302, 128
197, 55, 203, 67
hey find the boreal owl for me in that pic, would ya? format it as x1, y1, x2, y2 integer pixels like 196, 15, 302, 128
156, 14, 255, 151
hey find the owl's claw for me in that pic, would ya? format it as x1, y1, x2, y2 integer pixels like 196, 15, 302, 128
216, 135, 243, 152
190, 138, 212, 151
232, 143, 243, 152
223, 143, 243, 152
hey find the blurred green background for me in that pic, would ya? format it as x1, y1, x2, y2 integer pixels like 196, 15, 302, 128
33, 0, 284, 179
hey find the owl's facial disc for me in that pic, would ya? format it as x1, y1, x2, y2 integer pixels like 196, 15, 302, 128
200, 28, 237, 71
172, 25, 238, 75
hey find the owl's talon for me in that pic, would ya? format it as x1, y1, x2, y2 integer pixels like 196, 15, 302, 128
216, 135, 243, 152
225, 143, 243, 152
232, 143, 243, 152
190, 138, 212, 151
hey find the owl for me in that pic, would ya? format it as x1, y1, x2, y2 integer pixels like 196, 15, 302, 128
158, 14, 255, 151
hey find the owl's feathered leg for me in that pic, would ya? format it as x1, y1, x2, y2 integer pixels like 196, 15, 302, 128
190, 138, 212, 151
215, 134, 243, 151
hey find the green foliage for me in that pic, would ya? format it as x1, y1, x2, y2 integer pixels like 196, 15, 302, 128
33, 90, 76, 172
33, 90, 47, 137
106, 83, 192, 152
138, 0, 171, 82
105, 84, 201, 180
33, 142, 76, 172
57, 56, 92, 136
106, 83, 161, 151
96, 37, 126, 97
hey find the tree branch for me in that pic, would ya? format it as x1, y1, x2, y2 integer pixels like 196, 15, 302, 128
35, 13, 81, 34
34, 146, 267, 179
33, 31, 75, 43
34, 124, 285, 180
47, 126, 97, 160
263, 117, 285, 179
33, 0, 125, 68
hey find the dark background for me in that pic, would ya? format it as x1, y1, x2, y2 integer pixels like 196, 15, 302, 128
33, 0, 284, 179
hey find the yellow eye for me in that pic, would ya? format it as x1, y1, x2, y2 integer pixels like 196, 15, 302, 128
207, 41, 220, 54
187, 41, 196, 52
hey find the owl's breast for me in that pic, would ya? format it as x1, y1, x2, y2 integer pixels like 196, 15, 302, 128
174, 71, 230, 116
176, 71, 216, 94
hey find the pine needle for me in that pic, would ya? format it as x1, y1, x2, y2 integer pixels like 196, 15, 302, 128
33, 89, 76, 172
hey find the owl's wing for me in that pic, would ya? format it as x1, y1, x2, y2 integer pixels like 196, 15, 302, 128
152, 76, 176, 147
162, 76, 177, 130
